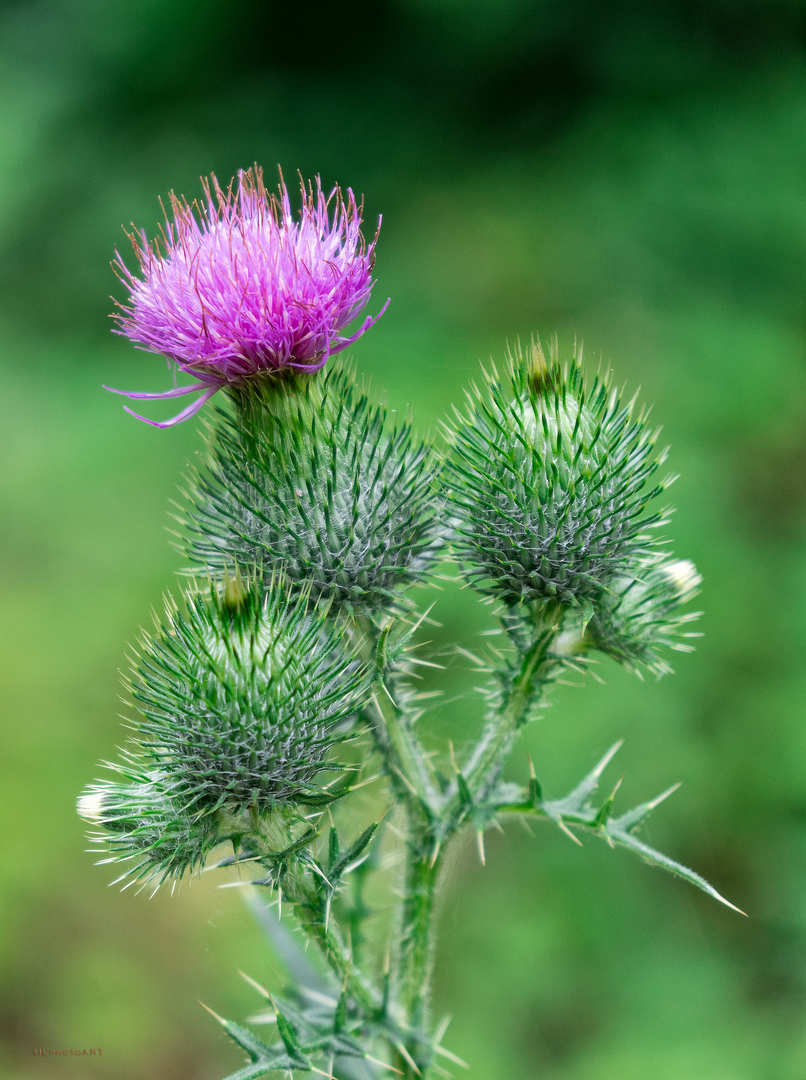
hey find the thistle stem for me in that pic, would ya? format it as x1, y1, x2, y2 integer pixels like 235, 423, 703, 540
397, 839, 442, 1075
353, 615, 561, 1075
369, 684, 439, 810
281, 875, 379, 1016
455, 624, 558, 810
353, 616, 440, 810
391, 623, 562, 1079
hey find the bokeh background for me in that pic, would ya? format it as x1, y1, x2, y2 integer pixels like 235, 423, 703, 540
3, 0, 806, 1077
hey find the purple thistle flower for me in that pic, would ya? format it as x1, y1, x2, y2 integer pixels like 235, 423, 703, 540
106, 166, 388, 427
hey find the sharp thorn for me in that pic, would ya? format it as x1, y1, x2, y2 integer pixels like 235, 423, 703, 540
392, 764, 420, 797
449, 741, 459, 775
592, 740, 624, 778
365, 1053, 404, 1074
710, 888, 748, 917
433, 1044, 470, 1068
394, 1042, 422, 1076
238, 970, 271, 999
198, 1001, 226, 1025
433, 1013, 452, 1045
648, 782, 681, 809
609, 776, 624, 801
558, 820, 584, 847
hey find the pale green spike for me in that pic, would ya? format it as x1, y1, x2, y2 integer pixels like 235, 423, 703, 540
394, 1042, 422, 1076
238, 970, 271, 1001
433, 1044, 470, 1068
608, 828, 746, 916
558, 741, 623, 810
365, 1053, 404, 1074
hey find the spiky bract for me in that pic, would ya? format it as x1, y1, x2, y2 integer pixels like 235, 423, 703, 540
127, 579, 371, 814
181, 366, 443, 613
587, 557, 702, 675
445, 340, 673, 609
78, 762, 220, 888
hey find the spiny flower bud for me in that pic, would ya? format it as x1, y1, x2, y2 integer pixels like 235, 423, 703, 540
78, 763, 220, 889
125, 577, 372, 815
445, 339, 673, 610
586, 557, 702, 675
181, 364, 443, 613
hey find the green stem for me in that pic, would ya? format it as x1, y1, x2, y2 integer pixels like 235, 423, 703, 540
284, 877, 378, 1017
342, 614, 561, 1074
397, 843, 441, 1074
347, 855, 374, 971
454, 625, 557, 811
354, 616, 440, 810
391, 624, 563, 1076
369, 681, 439, 809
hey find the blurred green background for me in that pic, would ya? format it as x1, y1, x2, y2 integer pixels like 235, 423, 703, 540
3, 0, 806, 1077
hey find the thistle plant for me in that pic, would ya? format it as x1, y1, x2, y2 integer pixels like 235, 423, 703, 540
81, 166, 741, 1080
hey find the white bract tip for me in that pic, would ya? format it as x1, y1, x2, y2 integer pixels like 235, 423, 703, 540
662, 559, 702, 598
77, 791, 106, 823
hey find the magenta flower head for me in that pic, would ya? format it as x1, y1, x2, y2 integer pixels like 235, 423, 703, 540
107, 166, 388, 427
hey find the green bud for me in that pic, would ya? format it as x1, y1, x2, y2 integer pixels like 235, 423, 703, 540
444, 338, 673, 610
181, 365, 443, 613
587, 557, 702, 675
125, 577, 372, 815
78, 763, 220, 888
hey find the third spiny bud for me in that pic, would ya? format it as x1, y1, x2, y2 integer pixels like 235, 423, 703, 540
445, 338, 674, 611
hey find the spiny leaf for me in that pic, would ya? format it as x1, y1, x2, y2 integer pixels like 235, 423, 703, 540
221, 1060, 294, 1080
456, 772, 473, 809
334, 987, 348, 1034
265, 827, 320, 863
526, 753, 542, 806
268, 996, 311, 1070
328, 826, 340, 868
199, 1003, 272, 1062
606, 825, 746, 915
331, 824, 379, 880
610, 783, 680, 833
550, 741, 623, 812
498, 756, 744, 913
593, 776, 623, 828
